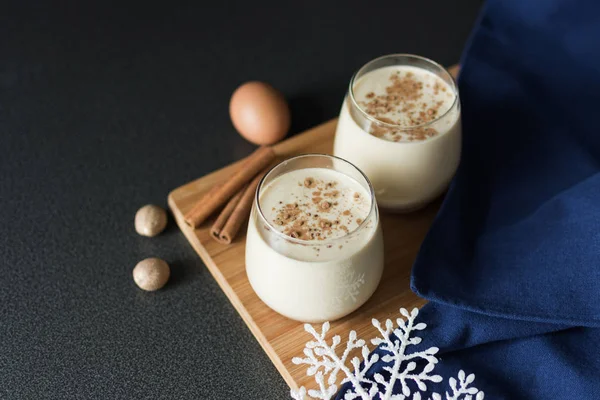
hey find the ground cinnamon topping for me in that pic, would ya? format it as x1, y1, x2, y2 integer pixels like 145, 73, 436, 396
319, 201, 332, 211
268, 175, 369, 241
355, 69, 455, 142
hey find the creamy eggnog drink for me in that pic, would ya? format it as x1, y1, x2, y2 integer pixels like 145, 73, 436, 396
334, 54, 461, 211
245, 155, 383, 322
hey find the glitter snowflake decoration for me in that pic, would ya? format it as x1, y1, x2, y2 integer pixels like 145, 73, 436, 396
291, 308, 485, 400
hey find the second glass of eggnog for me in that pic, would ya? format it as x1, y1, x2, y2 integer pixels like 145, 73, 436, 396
245, 154, 384, 323
333, 54, 461, 211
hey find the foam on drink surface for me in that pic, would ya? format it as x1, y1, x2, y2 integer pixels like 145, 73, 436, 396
353, 65, 455, 142
259, 168, 371, 242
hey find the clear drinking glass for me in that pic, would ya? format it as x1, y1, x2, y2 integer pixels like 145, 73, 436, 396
245, 154, 384, 323
333, 54, 462, 211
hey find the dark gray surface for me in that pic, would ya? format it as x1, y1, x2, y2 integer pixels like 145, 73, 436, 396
0, 1, 481, 399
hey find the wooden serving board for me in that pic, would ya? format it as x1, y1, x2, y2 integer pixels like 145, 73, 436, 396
168, 120, 443, 389
168, 66, 456, 392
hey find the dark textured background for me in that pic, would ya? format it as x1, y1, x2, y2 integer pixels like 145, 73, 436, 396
0, 1, 481, 398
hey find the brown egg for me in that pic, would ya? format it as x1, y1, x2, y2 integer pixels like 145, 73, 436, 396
229, 81, 290, 145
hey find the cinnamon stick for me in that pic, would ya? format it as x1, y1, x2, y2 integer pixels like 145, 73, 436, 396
184, 146, 275, 228
210, 183, 247, 240
216, 168, 267, 244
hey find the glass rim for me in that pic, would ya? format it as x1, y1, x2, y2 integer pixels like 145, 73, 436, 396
348, 53, 459, 131
254, 153, 378, 246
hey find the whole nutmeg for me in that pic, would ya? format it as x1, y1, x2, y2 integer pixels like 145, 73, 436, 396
133, 257, 170, 291
135, 204, 167, 237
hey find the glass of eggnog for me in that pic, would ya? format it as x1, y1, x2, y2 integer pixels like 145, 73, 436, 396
333, 54, 461, 211
245, 154, 384, 323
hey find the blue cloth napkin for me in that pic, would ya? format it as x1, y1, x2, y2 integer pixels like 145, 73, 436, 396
337, 0, 600, 398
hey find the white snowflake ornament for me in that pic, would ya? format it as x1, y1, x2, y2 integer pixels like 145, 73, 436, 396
291, 308, 485, 400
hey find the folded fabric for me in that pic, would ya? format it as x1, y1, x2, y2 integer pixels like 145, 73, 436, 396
412, 0, 600, 327
335, 0, 600, 398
